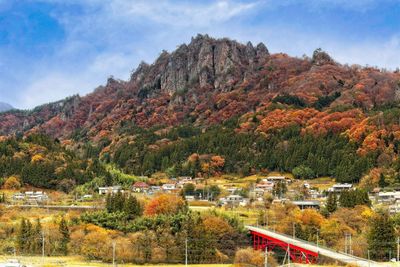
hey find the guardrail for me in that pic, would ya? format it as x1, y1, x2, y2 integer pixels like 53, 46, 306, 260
246, 225, 377, 263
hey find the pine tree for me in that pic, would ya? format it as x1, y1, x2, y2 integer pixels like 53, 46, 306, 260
106, 193, 113, 213
114, 191, 124, 212
326, 193, 337, 213
379, 173, 388, 188
17, 218, 27, 253
30, 218, 42, 254
123, 195, 142, 218
367, 211, 396, 261
59, 216, 70, 256
25, 220, 32, 254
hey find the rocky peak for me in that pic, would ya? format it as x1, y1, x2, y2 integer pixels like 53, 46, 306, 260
312, 48, 334, 66
130, 35, 271, 96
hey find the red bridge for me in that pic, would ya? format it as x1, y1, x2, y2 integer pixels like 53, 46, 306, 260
247, 226, 379, 266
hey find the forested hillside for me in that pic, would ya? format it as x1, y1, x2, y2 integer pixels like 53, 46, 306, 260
0, 134, 110, 191
1, 35, 400, 185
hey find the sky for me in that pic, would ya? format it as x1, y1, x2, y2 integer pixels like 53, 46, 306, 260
0, 0, 400, 109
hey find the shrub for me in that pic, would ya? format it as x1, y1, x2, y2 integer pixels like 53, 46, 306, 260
3, 176, 21, 189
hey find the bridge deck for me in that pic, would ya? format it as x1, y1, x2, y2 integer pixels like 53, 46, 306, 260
246, 226, 381, 267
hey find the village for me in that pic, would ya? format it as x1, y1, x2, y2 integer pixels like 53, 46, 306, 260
6, 173, 400, 215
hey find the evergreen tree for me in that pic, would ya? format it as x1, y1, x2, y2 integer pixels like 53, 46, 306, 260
367, 211, 396, 261
17, 218, 27, 253
379, 173, 388, 188
113, 191, 124, 212
30, 219, 42, 254
273, 181, 287, 198
25, 220, 32, 254
59, 216, 70, 255
326, 193, 337, 213
123, 195, 143, 218
106, 193, 113, 213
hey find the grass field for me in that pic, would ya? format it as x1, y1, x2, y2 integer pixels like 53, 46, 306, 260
0, 256, 231, 267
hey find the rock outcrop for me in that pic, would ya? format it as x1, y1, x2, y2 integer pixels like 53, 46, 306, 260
1, 35, 400, 140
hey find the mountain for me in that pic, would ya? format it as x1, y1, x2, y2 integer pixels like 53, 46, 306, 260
1, 34, 399, 140
0, 102, 13, 112
1, 35, 400, 185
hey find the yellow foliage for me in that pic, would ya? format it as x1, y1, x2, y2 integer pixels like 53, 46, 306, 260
3, 176, 21, 189
31, 154, 45, 163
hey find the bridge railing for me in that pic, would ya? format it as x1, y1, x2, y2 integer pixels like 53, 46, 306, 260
246, 225, 376, 263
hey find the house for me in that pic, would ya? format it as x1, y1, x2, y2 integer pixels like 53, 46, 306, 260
132, 182, 150, 193
162, 183, 176, 192
150, 186, 161, 192
255, 181, 274, 192
13, 191, 49, 204
328, 183, 353, 193
309, 189, 322, 199
377, 191, 400, 203
12, 193, 25, 201
263, 176, 291, 184
219, 194, 249, 207
292, 200, 321, 210
26, 191, 49, 204
98, 186, 123, 195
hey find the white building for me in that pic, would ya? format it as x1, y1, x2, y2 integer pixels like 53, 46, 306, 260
328, 183, 353, 193
220, 195, 249, 207
98, 186, 123, 195
377, 191, 400, 203
13, 191, 49, 203
162, 183, 176, 191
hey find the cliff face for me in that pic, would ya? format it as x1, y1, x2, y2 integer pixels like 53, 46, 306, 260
1, 35, 400, 140
132, 34, 269, 95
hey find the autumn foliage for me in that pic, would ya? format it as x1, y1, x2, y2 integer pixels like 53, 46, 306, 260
144, 194, 186, 216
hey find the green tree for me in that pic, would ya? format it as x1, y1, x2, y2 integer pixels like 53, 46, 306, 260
123, 195, 143, 218
379, 173, 388, 188
292, 165, 315, 179
273, 181, 287, 198
326, 193, 337, 213
367, 211, 396, 261
30, 219, 42, 254
59, 216, 70, 255
17, 218, 27, 253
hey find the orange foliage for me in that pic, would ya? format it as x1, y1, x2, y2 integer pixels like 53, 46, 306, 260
144, 194, 186, 216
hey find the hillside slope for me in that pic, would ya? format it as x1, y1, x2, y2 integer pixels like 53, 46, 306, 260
1, 35, 399, 140
2, 35, 400, 186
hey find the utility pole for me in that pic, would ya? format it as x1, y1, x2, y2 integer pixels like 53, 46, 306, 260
368, 250, 370, 267
397, 237, 399, 262
349, 233, 352, 255
287, 244, 291, 267
185, 238, 188, 267
42, 232, 45, 265
112, 241, 116, 267
264, 245, 268, 267
292, 223, 295, 239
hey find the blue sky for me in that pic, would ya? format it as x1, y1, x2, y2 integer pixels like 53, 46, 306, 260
0, 0, 400, 109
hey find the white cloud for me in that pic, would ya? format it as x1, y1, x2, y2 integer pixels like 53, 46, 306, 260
3, 0, 400, 109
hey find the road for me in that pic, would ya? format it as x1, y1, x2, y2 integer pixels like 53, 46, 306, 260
246, 225, 382, 267
4, 204, 102, 210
